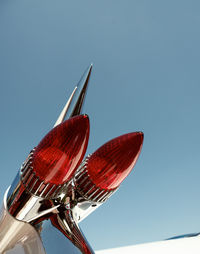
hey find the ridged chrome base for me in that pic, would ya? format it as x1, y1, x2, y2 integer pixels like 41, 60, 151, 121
74, 156, 116, 203
21, 150, 70, 199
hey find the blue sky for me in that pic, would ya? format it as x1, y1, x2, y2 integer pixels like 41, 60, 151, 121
1, 0, 200, 251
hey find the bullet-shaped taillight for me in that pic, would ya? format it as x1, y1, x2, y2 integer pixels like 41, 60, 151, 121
75, 132, 143, 202
21, 115, 90, 198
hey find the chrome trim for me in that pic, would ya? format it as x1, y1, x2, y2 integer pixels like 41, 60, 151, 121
49, 210, 94, 254
54, 86, 77, 127
20, 151, 63, 199
1, 65, 97, 253
54, 64, 93, 127
74, 157, 117, 203
40, 219, 83, 254
6, 170, 60, 223
0, 190, 46, 254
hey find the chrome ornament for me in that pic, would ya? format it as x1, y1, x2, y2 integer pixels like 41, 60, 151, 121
0, 64, 143, 254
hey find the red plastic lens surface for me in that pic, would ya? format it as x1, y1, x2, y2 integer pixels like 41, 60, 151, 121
86, 132, 143, 190
32, 115, 89, 185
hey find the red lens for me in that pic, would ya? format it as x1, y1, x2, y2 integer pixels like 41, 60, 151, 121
32, 115, 90, 185
86, 132, 143, 190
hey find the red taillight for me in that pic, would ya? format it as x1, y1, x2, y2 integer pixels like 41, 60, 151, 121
75, 132, 143, 201
88, 132, 143, 189
32, 115, 90, 185
21, 115, 90, 198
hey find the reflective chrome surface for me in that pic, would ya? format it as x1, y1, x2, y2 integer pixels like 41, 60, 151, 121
19, 149, 70, 199
74, 157, 116, 203
6, 65, 94, 225
49, 210, 94, 254
40, 219, 82, 254
1, 65, 99, 253
6, 172, 59, 223
54, 64, 92, 127
0, 193, 91, 254
5, 173, 95, 253
0, 191, 46, 254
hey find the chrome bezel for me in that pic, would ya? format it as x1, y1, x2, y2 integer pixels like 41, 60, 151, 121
74, 156, 117, 204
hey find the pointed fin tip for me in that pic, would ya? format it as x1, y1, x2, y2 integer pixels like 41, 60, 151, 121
81, 63, 93, 82
53, 86, 77, 127
70, 64, 93, 117
85, 63, 93, 75
54, 64, 93, 127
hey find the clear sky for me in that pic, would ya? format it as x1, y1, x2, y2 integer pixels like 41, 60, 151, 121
0, 0, 200, 251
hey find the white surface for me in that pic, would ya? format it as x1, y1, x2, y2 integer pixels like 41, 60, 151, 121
96, 236, 200, 254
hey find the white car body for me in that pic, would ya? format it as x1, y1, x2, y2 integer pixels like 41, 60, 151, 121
96, 235, 200, 254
